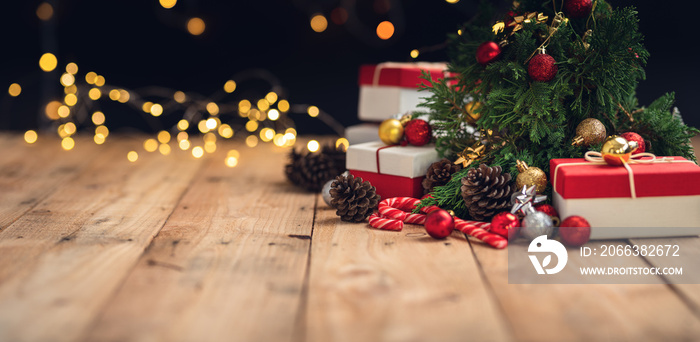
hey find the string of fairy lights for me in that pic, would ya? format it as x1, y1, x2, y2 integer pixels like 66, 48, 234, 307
7, 0, 465, 166
14, 55, 349, 167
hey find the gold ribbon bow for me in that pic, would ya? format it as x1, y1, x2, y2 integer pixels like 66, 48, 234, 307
493, 12, 548, 35
454, 144, 485, 168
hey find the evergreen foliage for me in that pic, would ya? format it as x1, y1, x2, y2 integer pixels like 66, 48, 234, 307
417, 0, 699, 218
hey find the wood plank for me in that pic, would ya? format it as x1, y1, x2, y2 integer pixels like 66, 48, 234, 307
304, 208, 512, 342
471, 240, 700, 341
0, 134, 103, 230
630, 237, 700, 317
84, 142, 316, 342
0, 135, 203, 342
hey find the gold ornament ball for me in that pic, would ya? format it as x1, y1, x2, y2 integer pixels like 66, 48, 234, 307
464, 101, 482, 124
571, 118, 607, 146
600, 135, 639, 166
515, 160, 547, 194
378, 118, 404, 145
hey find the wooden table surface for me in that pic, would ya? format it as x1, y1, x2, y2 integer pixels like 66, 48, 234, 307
1, 132, 699, 342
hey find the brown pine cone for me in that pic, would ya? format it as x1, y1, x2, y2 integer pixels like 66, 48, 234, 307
329, 174, 380, 222
285, 144, 346, 192
422, 158, 461, 194
461, 164, 514, 221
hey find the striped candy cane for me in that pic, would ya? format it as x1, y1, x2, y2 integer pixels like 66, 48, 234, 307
369, 197, 507, 249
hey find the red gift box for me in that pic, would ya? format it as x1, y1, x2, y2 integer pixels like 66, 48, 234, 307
358, 62, 447, 88
550, 157, 700, 236
550, 157, 700, 199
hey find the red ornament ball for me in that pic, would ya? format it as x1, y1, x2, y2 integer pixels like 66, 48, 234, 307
404, 119, 432, 146
565, 0, 593, 19
528, 53, 558, 82
534, 204, 560, 226
476, 41, 502, 66
559, 215, 591, 247
620, 132, 645, 154
489, 211, 521, 239
424, 209, 455, 239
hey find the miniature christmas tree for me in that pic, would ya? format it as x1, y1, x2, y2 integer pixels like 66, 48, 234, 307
418, 0, 699, 219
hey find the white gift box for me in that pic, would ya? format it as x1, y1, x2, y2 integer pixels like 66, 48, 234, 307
346, 141, 441, 199
550, 157, 700, 240
357, 62, 448, 121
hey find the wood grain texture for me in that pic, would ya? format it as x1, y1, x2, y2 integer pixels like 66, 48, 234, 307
0, 135, 102, 230
84, 142, 316, 342
0, 135, 203, 342
630, 237, 700, 318
0, 132, 697, 342
471, 240, 700, 341
304, 207, 512, 342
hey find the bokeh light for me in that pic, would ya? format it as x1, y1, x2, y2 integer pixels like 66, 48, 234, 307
224, 80, 236, 93
144, 139, 158, 152
127, 151, 139, 162
187, 17, 206, 35
24, 130, 38, 144
307, 105, 319, 117
8, 83, 21, 97
61, 137, 75, 150
376, 21, 395, 40
39, 53, 58, 72
192, 146, 204, 158
160, 0, 177, 9
92, 111, 105, 125
307, 140, 320, 152
36, 2, 53, 21
310, 14, 328, 33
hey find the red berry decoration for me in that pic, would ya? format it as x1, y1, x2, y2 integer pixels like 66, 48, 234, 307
424, 209, 455, 239
619, 132, 645, 154
476, 41, 502, 66
534, 203, 560, 226
559, 215, 591, 247
404, 119, 432, 146
565, 0, 593, 19
489, 211, 521, 239
528, 53, 558, 82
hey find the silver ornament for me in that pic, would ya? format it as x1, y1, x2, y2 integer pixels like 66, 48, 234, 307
510, 185, 547, 215
321, 179, 335, 206
520, 211, 554, 241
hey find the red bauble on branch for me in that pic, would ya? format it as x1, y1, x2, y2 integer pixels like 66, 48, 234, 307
620, 132, 646, 153
404, 119, 432, 146
565, 0, 593, 19
528, 53, 558, 82
489, 211, 520, 239
424, 209, 455, 239
559, 216, 591, 247
476, 41, 502, 66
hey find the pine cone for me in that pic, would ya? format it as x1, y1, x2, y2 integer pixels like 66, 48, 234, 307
285, 144, 346, 192
461, 164, 514, 221
329, 174, 380, 222
422, 158, 461, 194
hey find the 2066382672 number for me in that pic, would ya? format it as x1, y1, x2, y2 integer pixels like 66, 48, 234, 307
600, 244, 680, 257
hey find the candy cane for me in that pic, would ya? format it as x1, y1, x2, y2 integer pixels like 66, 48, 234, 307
368, 213, 403, 231
369, 197, 507, 249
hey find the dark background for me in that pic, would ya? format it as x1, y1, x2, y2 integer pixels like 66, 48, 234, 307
1, 0, 698, 134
